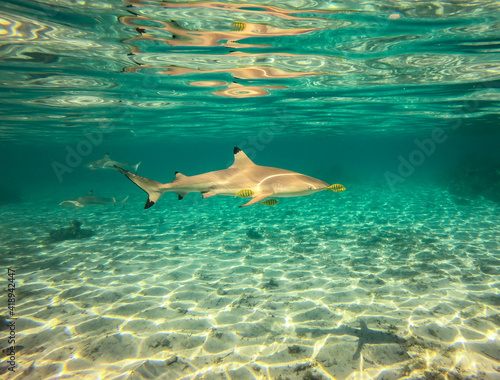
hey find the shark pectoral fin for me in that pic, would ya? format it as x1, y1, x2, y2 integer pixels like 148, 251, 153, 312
201, 191, 217, 199
239, 193, 273, 208
68, 201, 83, 209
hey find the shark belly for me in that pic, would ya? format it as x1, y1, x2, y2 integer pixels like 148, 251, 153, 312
272, 190, 323, 198
165, 169, 259, 197
163, 170, 232, 197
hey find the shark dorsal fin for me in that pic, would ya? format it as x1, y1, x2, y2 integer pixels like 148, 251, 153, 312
230, 147, 255, 168
87, 190, 94, 195
174, 172, 187, 181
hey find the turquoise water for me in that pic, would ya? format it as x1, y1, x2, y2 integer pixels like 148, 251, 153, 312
1, 1, 500, 379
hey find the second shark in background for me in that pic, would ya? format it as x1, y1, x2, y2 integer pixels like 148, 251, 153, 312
60, 191, 129, 209
87, 153, 141, 172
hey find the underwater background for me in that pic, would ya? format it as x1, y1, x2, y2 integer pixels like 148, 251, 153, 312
1, 0, 499, 379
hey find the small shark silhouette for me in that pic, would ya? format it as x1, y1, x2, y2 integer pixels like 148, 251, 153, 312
115, 147, 345, 208
297, 320, 406, 360
60, 191, 129, 209
87, 153, 141, 172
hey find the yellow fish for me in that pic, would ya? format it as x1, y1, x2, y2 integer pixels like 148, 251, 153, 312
232, 22, 246, 32
326, 184, 346, 192
260, 199, 278, 206
234, 189, 254, 198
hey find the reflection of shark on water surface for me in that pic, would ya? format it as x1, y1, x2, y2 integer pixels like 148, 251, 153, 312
115, 147, 346, 208
60, 191, 129, 209
87, 153, 141, 172
297, 320, 407, 360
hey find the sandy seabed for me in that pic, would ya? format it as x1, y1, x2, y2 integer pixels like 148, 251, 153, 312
1, 185, 499, 379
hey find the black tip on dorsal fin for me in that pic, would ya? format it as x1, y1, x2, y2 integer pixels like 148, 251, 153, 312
144, 199, 155, 209
230, 147, 255, 169
174, 172, 187, 181
178, 195, 184, 200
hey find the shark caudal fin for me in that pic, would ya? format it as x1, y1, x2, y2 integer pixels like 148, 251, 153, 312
115, 166, 164, 209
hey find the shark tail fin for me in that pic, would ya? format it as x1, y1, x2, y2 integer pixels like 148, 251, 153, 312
115, 166, 164, 209
134, 162, 141, 172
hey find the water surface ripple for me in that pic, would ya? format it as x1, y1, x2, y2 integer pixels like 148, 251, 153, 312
0, 0, 499, 142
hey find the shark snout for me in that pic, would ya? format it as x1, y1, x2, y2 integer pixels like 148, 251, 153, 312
307, 178, 330, 191
309, 182, 328, 190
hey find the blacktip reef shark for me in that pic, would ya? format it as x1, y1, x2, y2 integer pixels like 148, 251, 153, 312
87, 153, 141, 172
60, 191, 129, 209
115, 147, 345, 208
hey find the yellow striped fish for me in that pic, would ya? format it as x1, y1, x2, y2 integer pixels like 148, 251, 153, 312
326, 184, 346, 192
232, 22, 246, 32
234, 189, 254, 198
260, 199, 278, 206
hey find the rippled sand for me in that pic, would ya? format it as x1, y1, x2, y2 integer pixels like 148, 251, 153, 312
1, 185, 499, 379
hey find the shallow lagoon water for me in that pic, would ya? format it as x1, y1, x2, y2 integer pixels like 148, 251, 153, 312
1, 0, 500, 379
1, 184, 500, 379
